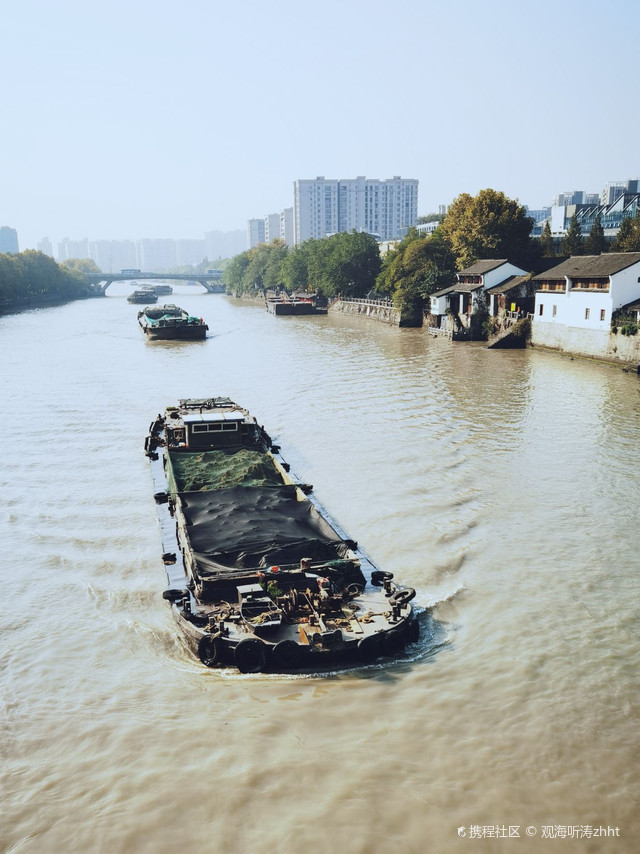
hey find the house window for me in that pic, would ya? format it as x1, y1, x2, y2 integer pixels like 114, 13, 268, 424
585, 308, 590, 320
539, 304, 544, 316
600, 309, 606, 321
552, 305, 557, 317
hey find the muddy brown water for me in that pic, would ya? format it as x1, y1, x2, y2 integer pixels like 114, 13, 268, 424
2, 285, 639, 853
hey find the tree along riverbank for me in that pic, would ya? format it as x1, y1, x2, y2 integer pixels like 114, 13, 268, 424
0, 251, 102, 313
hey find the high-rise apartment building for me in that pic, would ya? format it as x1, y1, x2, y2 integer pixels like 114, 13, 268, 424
293, 176, 418, 244
247, 219, 265, 249
204, 230, 247, 261
137, 239, 177, 272
57, 237, 89, 262
280, 208, 294, 247
37, 237, 53, 257
0, 226, 19, 254
175, 239, 207, 267
264, 213, 281, 244
89, 240, 137, 273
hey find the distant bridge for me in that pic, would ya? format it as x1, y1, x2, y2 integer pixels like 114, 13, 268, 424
85, 272, 226, 295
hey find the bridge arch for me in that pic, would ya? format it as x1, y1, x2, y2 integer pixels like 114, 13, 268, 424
86, 272, 225, 296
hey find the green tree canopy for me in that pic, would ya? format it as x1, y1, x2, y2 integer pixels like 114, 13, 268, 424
610, 210, 640, 252
539, 221, 555, 257
561, 213, 584, 256
223, 250, 251, 294
262, 240, 289, 291
225, 232, 381, 299
61, 257, 101, 274
584, 214, 607, 255
376, 229, 456, 321
0, 250, 92, 302
314, 231, 381, 298
280, 243, 311, 292
439, 188, 534, 269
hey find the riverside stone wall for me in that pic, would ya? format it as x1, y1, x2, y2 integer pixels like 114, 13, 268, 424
531, 322, 640, 368
330, 299, 400, 325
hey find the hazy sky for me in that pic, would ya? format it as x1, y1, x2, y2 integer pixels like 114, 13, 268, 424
2, 0, 639, 250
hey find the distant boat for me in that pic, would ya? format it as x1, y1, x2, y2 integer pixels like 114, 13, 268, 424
266, 293, 328, 316
150, 284, 173, 295
137, 304, 208, 340
128, 290, 158, 304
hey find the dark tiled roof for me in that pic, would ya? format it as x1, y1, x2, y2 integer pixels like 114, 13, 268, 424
453, 281, 484, 293
430, 285, 457, 298
486, 275, 530, 295
621, 299, 640, 312
531, 253, 640, 281
530, 256, 569, 274
457, 259, 509, 276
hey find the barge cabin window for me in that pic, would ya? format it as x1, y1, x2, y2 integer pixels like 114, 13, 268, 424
191, 422, 239, 433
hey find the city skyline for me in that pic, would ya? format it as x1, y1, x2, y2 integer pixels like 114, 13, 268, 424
24, 172, 640, 263
2, 0, 640, 251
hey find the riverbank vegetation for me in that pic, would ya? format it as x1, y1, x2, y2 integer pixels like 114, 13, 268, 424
0, 251, 99, 306
223, 188, 540, 320
225, 231, 382, 300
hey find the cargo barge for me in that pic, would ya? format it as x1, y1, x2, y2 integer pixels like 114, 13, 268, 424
138, 304, 208, 340
266, 294, 328, 316
145, 397, 419, 673
128, 289, 157, 304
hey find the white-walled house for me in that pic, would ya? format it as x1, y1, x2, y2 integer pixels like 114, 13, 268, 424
531, 252, 640, 361
429, 259, 528, 332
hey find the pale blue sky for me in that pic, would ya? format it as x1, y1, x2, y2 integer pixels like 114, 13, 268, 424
2, 0, 639, 250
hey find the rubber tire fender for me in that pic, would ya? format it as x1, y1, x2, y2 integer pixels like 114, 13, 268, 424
271, 639, 302, 671
162, 588, 188, 603
234, 638, 268, 674
357, 633, 381, 664
404, 618, 420, 644
381, 627, 403, 656
198, 634, 223, 668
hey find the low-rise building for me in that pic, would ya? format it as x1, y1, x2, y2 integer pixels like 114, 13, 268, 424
531, 252, 640, 362
429, 259, 528, 335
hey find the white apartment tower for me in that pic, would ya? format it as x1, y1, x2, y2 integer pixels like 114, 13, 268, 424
264, 213, 281, 244
247, 218, 265, 249
293, 176, 418, 244
280, 208, 294, 246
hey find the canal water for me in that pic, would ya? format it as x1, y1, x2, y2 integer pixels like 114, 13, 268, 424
2, 286, 639, 853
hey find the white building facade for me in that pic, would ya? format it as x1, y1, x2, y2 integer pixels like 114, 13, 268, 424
430, 259, 528, 320
280, 208, 294, 246
532, 253, 640, 358
264, 213, 281, 244
247, 218, 265, 249
293, 176, 418, 244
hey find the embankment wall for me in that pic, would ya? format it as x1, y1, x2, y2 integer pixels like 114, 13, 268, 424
330, 299, 400, 325
531, 322, 640, 368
